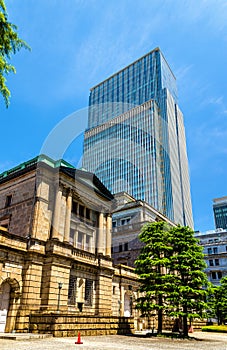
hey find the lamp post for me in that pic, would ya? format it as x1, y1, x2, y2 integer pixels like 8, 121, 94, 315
118, 300, 122, 317
57, 282, 63, 312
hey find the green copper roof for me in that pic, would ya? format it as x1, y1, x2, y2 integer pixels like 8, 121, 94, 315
37, 154, 75, 169
0, 154, 75, 180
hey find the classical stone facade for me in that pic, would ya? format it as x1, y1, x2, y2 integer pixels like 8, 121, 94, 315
0, 155, 139, 335
195, 228, 227, 286
112, 192, 176, 267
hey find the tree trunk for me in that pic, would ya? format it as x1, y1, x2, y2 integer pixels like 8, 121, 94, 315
157, 295, 162, 334
183, 305, 188, 337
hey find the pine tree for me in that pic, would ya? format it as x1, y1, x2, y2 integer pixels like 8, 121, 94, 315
168, 225, 208, 336
135, 222, 208, 336
208, 277, 227, 325
135, 221, 173, 333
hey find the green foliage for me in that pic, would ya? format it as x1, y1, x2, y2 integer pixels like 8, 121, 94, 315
135, 221, 173, 333
207, 277, 227, 325
168, 226, 208, 310
168, 225, 208, 336
202, 325, 227, 333
0, 0, 30, 107
135, 222, 208, 336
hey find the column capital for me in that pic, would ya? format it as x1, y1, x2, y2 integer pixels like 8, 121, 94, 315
67, 188, 73, 197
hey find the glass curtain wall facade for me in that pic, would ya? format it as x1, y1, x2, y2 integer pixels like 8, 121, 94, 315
213, 197, 227, 230
82, 47, 193, 228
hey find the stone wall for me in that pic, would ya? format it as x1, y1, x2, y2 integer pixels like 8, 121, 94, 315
29, 314, 134, 337
0, 172, 36, 238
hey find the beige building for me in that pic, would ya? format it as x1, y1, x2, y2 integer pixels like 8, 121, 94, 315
112, 192, 176, 267
195, 228, 227, 286
0, 155, 139, 336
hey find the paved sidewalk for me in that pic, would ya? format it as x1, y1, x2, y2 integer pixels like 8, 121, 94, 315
0, 333, 227, 350
0, 332, 52, 340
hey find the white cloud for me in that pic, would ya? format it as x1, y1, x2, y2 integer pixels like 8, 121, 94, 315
207, 96, 224, 105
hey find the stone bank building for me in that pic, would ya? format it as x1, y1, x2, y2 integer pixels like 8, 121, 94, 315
0, 155, 139, 336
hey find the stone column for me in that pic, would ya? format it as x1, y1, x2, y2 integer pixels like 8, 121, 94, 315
97, 212, 104, 254
52, 185, 62, 240
106, 214, 112, 257
74, 229, 78, 246
64, 190, 72, 243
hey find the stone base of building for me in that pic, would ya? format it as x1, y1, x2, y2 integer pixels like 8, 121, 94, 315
29, 313, 134, 337
162, 317, 207, 332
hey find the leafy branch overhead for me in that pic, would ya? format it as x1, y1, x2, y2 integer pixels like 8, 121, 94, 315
0, 0, 30, 107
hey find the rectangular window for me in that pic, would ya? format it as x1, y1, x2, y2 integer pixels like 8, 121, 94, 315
5, 195, 12, 207
112, 221, 117, 228
86, 208, 90, 220
72, 201, 77, 214
218, 271, 222, 279
77, 231, 83, 249
208, 248, 212, 254
209, 260, 214, 266
85, 235, 91, 251
213, 247, 218, 254
69, 228, 74, 244
79, 205, 85, 217
124, 242, 129, 251
215, 259, 220, 266
78, 232, 83, 242
68, 275, 77, 305
85, 279, 93, 306
211, 272, 217, 279
119, 243, 123, 252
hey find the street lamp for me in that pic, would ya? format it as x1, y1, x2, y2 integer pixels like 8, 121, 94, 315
57, 282, 63, 311
118, 300, 122, 317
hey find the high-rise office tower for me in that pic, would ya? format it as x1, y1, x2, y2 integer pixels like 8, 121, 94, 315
82, 47, 193, 228
213, 197, 227, 230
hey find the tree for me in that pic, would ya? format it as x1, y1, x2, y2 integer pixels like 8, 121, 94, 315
0, 0, 30, 107
135, 221, 173, 333
135, 222, 208, 337
216, 277, 227, 324
168, 225, 208, 336
206, 282, 218, 323
207, 277, 227, 325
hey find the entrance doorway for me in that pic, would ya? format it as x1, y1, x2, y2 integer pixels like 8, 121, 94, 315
0, 282, 10, 332
124, 293, 131, 317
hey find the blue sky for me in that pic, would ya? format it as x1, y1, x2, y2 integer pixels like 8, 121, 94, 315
1, 0, 226, 232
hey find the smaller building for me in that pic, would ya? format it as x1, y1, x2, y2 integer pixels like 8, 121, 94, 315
213, 196, 227, 230
112, 192, 176, 267
195, 228, 227, 286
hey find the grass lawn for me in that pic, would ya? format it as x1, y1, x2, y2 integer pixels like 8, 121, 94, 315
202, 325, 227, 333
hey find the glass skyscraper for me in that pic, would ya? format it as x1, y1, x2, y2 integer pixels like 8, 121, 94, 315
82, 47, 193, 228
213, 197, 227, 230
